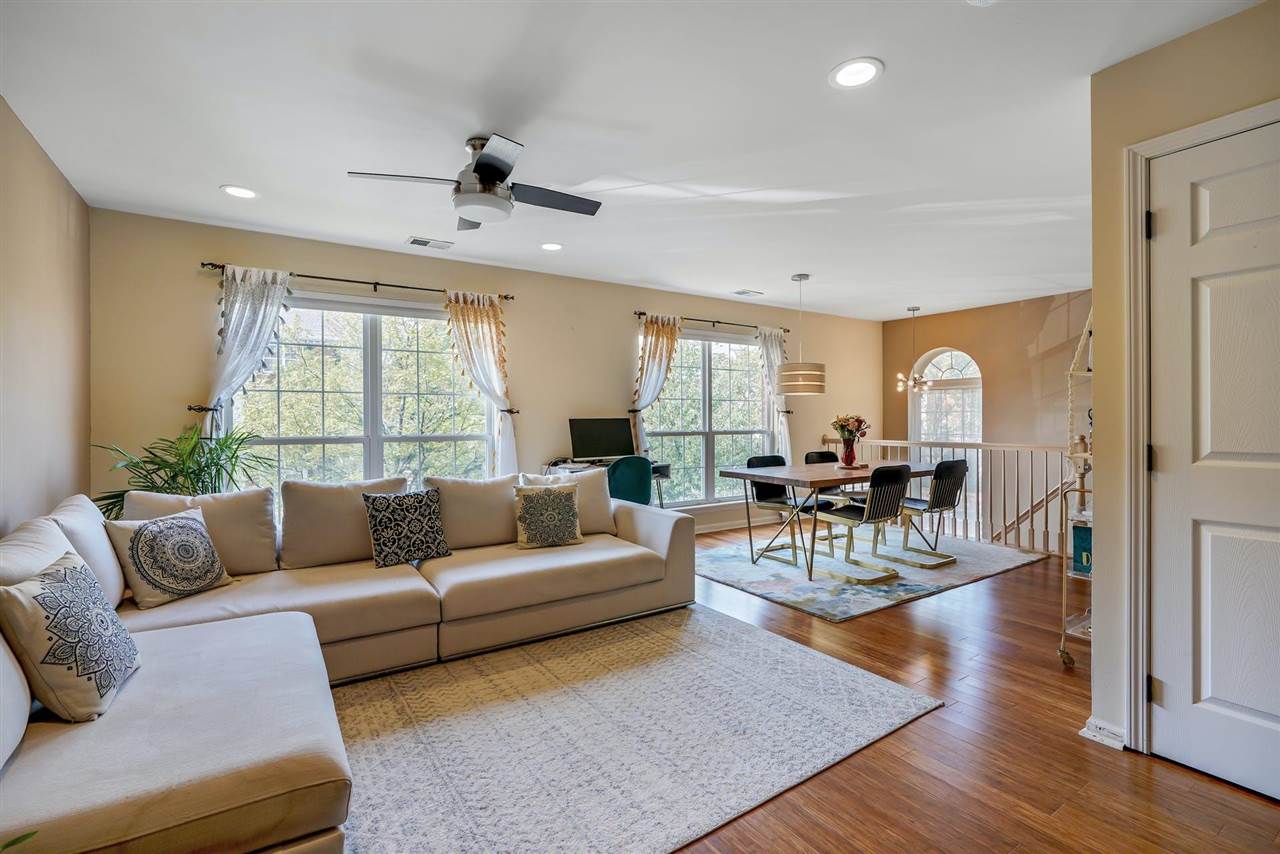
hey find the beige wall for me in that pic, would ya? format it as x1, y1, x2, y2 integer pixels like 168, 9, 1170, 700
1090, 0, 1280, 732
881, 291, 1091, 445
0, 96, 90, 535
89, 210, 881, 529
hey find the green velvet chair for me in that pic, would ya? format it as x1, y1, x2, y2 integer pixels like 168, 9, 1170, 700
606, 455, 653, 505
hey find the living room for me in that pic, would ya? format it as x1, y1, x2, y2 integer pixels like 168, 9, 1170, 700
2, 1, 1278, 851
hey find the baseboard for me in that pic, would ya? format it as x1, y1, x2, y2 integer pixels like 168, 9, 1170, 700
1079, 716, 1126, 750
694, 517, 749, 534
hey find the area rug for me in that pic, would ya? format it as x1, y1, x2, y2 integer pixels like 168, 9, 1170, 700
696, 534, 1041, 622
333, 605, 940, 853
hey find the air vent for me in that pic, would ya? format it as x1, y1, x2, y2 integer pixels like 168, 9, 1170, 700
732, 289, 765, 297
407, 236, 454, 250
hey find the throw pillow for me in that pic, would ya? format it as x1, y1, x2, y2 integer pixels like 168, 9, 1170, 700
280, 477, 407, 568
123, 487, 278, 575
514, 485, 584, 549
105, 509, 233, 609
363, 490, 451, 567
0, 551, 140, 721
519, 468, 616, 536
423, 474, 519, 548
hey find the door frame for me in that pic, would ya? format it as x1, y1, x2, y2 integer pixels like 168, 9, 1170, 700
1121, 98, 1280, 754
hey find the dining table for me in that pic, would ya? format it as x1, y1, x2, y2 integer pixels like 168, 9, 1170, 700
717, 460, 936, 575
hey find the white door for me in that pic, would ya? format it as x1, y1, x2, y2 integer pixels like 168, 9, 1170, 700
1149, 120, 1280, 798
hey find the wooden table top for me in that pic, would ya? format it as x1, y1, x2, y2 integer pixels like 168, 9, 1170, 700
717, 460, 935, 489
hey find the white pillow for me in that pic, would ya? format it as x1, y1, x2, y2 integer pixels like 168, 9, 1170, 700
0, 551, 140, 721
50, 495, 127, 606
519, 468, 616, 536
423, 474, 518, 549
106, 509, 233, 609
124, 488, 277, 575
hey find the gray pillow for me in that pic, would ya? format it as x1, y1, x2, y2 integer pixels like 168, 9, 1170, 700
106, 509, 233, 609
423, 474, 518, 549
363, 490, 451, 567
0, 552, 140, 721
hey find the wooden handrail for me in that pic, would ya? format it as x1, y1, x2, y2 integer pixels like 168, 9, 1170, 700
820, 435, 1067, 453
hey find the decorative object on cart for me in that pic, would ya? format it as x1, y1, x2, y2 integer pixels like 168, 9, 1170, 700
831, 414, 871, 469
777, 273, 826, 396
91, 424, 271, 520
895, 306, 934, 393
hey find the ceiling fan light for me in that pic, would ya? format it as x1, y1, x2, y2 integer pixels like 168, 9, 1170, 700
453, 191, 513, 223
778, 362, 827, 396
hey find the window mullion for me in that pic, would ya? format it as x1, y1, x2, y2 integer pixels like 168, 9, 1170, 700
366, 314, 381, 479
702, 341, 713, 503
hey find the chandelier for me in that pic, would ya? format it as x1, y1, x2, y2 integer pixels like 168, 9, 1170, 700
895, 306, 933, 393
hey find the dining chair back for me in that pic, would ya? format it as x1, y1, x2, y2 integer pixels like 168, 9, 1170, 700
606, 455, 653, 505
859, 464, 912, 524
925, 458, 968, 512
746, 454, 788, 504
805, 450, 845, 497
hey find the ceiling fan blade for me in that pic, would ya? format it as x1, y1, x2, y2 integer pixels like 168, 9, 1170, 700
473, 134, 524, 184
347, 171, 457, 187
510, 183, 602, 216
457, 217, 482, 231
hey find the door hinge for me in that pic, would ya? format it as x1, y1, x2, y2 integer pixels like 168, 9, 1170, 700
1144, 210, 1154, 240
1146, 443, 1155, 472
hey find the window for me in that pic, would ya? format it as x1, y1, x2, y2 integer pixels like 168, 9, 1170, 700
910, 348, 982, 443
647, 337, 768, 506
231, 301, 491, 494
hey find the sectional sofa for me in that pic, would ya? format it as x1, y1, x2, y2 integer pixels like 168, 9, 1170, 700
0, 475, 695, 852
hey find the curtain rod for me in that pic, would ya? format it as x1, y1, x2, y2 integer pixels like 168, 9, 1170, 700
200, 262, 515, 301
633, 310, 788, 334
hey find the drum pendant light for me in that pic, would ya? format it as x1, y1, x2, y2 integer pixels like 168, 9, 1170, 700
778, 273, 826, 396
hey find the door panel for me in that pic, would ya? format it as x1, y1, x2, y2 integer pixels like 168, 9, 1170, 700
1149, 120, 1280, 799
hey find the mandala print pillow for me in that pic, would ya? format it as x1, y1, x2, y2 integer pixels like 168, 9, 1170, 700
106, 508, 233, 609
0, 551, 140, 721
515, 485, 584, 549
363, 490, 451, 567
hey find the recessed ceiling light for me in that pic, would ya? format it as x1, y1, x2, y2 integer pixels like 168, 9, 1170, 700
541, 242, 563, 252
828, 57, 884, 89
220, 184, 257, 199
732, 289, 765, 297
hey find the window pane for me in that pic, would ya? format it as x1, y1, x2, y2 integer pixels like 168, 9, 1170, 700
323, 312, 362, 347
382, 394, 418, 436
323, 347, 362, 392
280, 308, 323, 345
650, 339, 703, 433
383, 440, 420, 483
382, 315, 417, 351
713, 432, 766, 500
648, 434, 704, 503
237, 390, 278, 438
279, 391, 322, 436
420, 394, 453, 435
280, 344, 322, 390
321, 442, 364, 481
382, 349, 417, 395
711, 341, 763, 432
324, 392, 363, 436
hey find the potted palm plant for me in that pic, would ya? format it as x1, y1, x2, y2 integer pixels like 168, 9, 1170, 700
92, 424, 271, 520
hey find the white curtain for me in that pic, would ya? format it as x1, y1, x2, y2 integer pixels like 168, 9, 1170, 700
446, 291, 518, 475
630, 313, 682, 455
757, 326, 792, 462
206, 265, 291, 434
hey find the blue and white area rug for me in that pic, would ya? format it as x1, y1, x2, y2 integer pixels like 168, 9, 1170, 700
697, 534, 1041, 621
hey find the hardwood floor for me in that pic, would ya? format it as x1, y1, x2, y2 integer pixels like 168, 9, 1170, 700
682, 527, 1280, 853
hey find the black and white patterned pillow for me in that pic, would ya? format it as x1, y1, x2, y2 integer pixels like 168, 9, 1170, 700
0, 552, 140, 721
106, 508, 233, 609
363, 490, 450, 567
515, 485, 583, 549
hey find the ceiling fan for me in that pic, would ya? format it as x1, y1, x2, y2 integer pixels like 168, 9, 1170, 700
348, 134, 602, 231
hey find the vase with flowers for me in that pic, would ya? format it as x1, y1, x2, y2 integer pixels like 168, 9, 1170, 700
831, 414, 870, 469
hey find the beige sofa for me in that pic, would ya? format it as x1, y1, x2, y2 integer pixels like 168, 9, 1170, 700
0, 483, 694, 852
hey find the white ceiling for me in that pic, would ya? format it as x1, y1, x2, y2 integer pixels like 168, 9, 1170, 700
0, 1, 1253, 320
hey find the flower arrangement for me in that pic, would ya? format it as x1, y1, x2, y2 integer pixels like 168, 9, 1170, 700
831, 414, 870, 441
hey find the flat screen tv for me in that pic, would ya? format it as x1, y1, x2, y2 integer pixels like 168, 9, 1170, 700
568, 418, 635, 461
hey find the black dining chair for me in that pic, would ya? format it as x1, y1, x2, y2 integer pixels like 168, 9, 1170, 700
745, 454, 837, 565
898, 458, 968, 568
812, 464, 912, 583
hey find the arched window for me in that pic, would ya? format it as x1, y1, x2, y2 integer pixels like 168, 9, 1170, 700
910, 348, 982, 443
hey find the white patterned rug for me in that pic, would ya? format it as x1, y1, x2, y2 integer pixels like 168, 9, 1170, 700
333, 605, 941, 853
696, 534, 1042, 622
